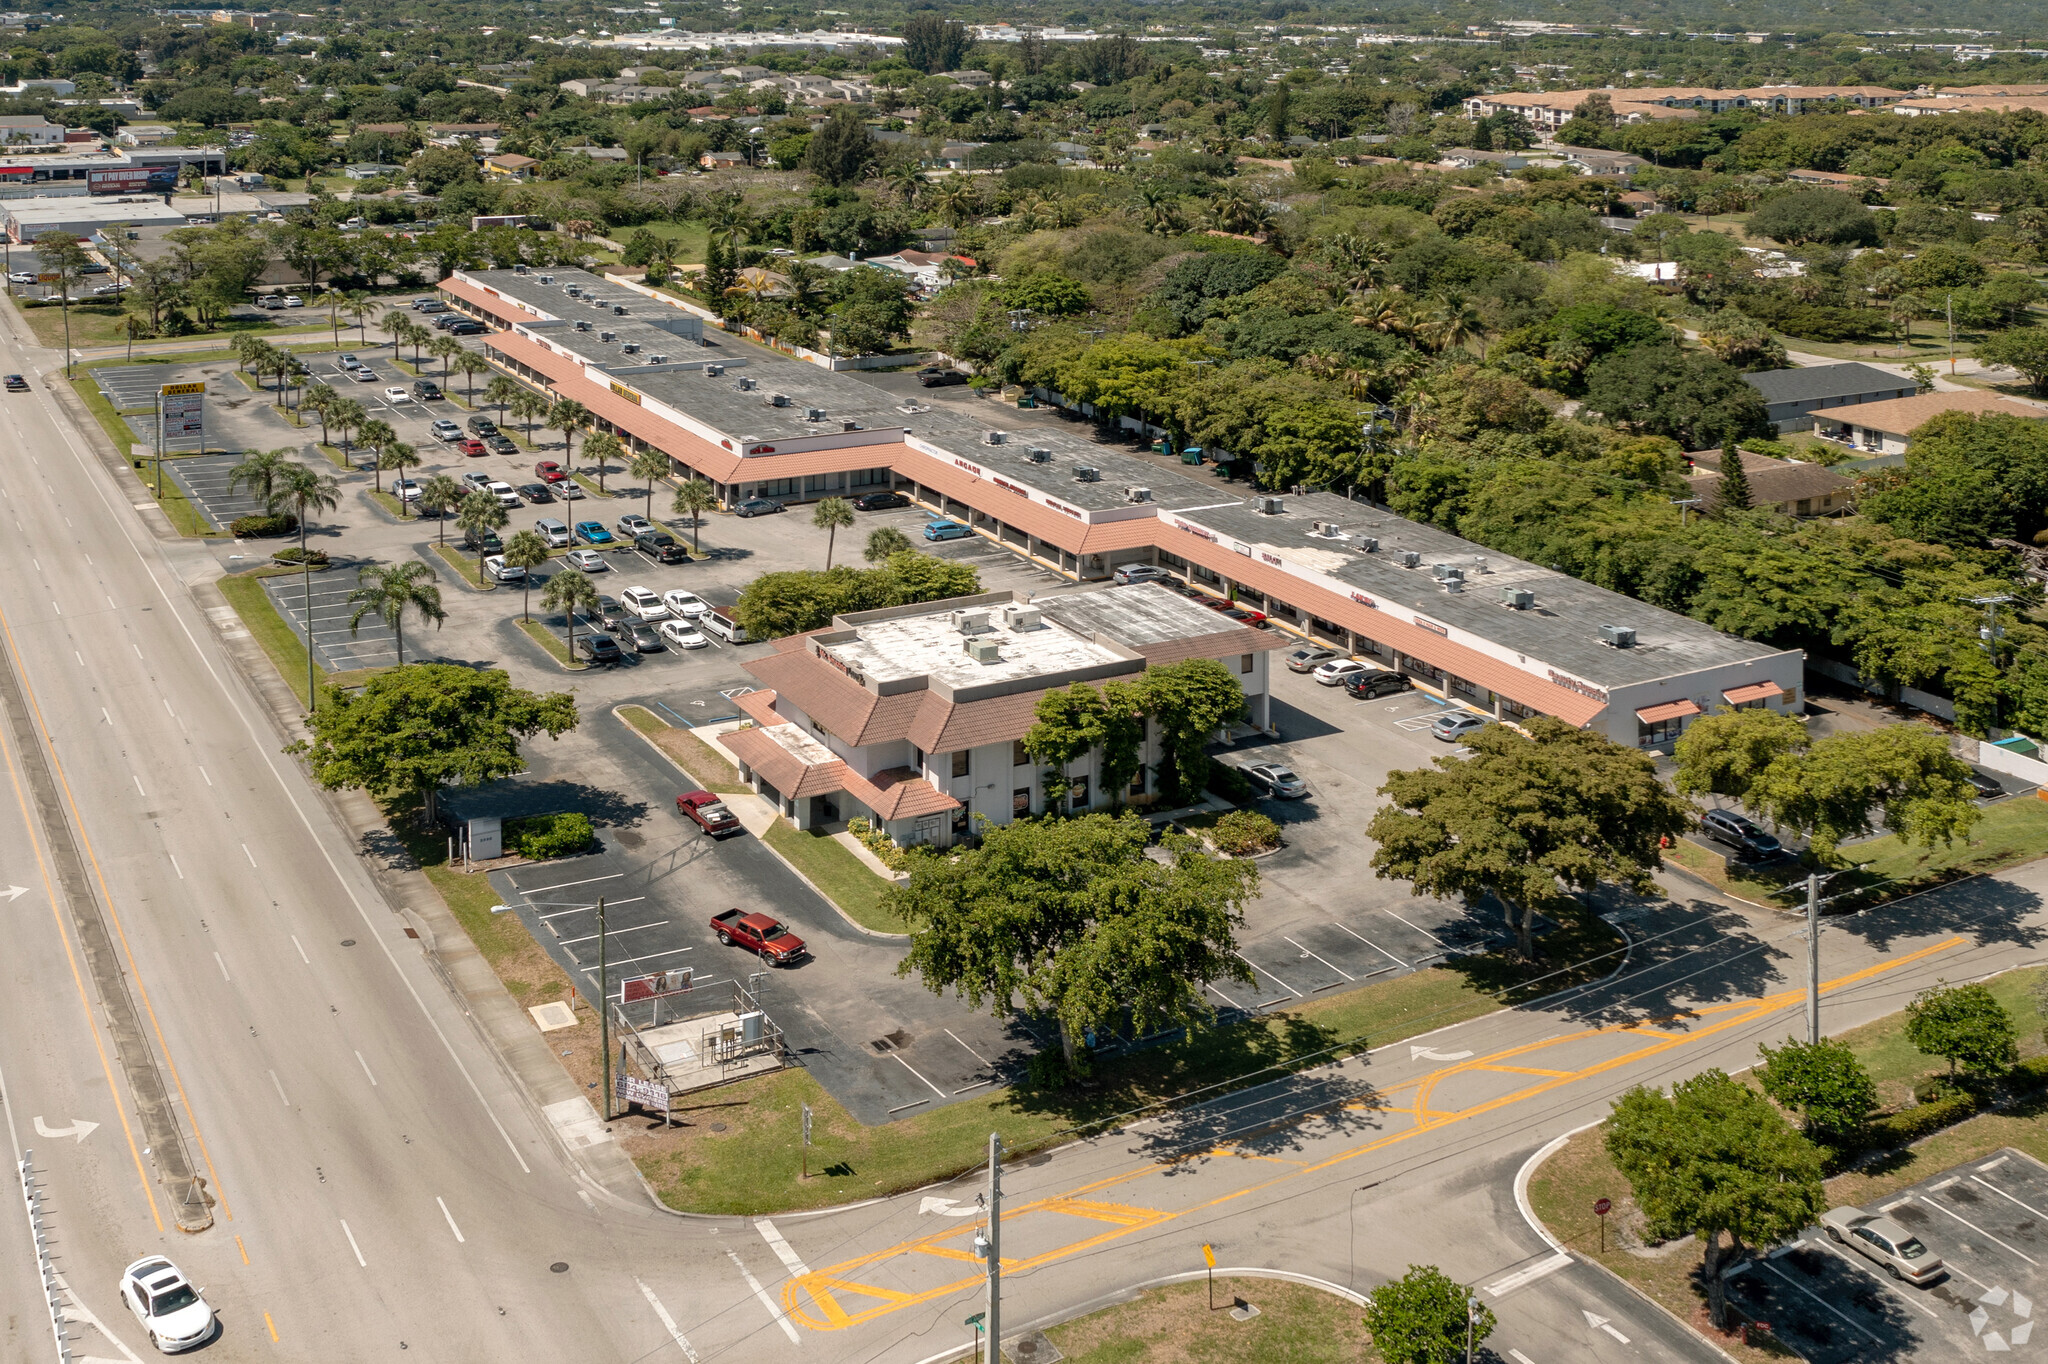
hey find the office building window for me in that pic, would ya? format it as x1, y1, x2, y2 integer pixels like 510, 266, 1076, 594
755, 477, 800, 499
951, 749, 970, 778
1012, 739, 1029, 767
1240, 654, 1254, 675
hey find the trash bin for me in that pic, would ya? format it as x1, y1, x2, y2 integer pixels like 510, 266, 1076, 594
1180, 447, 1204, 465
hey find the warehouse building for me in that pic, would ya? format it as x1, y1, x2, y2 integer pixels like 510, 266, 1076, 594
442, 267, 1805, 750
3, 193, 187, 242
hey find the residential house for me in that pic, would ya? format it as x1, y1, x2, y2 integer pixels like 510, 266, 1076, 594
1742, 363, 1919, 432
699, 150, 748, 169
1683, 447, 1855, 517
1562, 148, 1648, 176
0, 116, 64, 146
1813, 389, 2048, 453
342, 162, 404, 180
481, 152, 538, 181
938, 69, 993, 87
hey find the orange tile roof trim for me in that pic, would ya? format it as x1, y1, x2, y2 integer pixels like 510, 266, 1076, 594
719, 724, 850, 799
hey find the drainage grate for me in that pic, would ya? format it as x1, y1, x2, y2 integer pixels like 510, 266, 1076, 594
869, 1028, 914, 1054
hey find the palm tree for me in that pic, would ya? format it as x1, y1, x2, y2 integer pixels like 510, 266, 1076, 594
548, 398, 590, 464
357, 419, 397, 489
1889, 291, 1926, 351
348, 561, 446, 667
428, 334, 463, 378
1208, 186, 1267, 236
452, 350, 490, 403
328, 396, 367, 457
811, 496, 855, 569
456, 491, 509, 580
581, 428, 619, 492
509, 388, 551, 444
302, 383, 337, 443
379, 307, 409, 356
418, 474, 463, 544
402, 317, 433, 368
270, 462, 342, 559
227, 447, 293, 507
501, 529, 552, 620
629, 446, 672, 519
319, 287, 349, 345
1420, 295, 1484, 356
484, 374, 522, 418
671, 479, 716, 554
541, 567, 599, 659
279, 355, 309, 412
343, 290, 376, 345
230, 332, 267, 374
864, 526, 913, 563
379, 443, 421, 513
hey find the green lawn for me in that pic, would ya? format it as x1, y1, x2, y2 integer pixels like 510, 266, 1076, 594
761, 817, 906, 933
218, 570, 320, 708
618, 705, 748, 792
1045, 1277, 1376, 1364
432, 543, 493, 589
617, 220, 710, 263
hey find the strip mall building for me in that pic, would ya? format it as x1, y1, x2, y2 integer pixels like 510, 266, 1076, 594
441, 267, 1804, 752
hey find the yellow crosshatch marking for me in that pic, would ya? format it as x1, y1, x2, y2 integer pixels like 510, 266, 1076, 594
783, 938, 1962, 1333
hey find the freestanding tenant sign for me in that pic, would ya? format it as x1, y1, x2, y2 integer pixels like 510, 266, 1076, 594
159, 381, 204, 455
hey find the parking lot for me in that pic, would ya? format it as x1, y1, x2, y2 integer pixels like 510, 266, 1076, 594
164, 450, 280, 525
263, 569, 403, 671
96, 365, 212, 453
1727, 1149, 2048, 1360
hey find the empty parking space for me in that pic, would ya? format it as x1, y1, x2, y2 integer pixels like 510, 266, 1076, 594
94, 364, 198, 412
263, 572, 403, 671
165, 451, 276, 526
1736, 1149, 2048, 1361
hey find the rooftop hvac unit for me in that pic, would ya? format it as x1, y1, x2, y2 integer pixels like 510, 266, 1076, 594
964, 638, 1002, 664
1002, 604, 1042, 631
703, 363, 723, 376
1124, 486, 1152, 504
1023, 447, 1050, 464
1255, 496, 1284, 515
1398, 551, 1422, 569
983, 430, 1006, 445
769, 393, 791, 407
1600, 624, 1637, 648
599, 330, 615, 342
1355, 536, 1379, 553
1431, 562, 1457, 580
1073, 466, 1100, 483
621, 342, 640, 355
649, 354, 667, 364
804, 407, 827, 422
574, 320, 591, 332
612, 304, 628, 316
513, 263, 529, 275
538, 274, 554, 284
843, 421, 862, 432
736, 375, 757, 390
1444, 578, 1465, 594
951, 608, 992, 635
1502, 588, 1534, 610
565, 285, 581, 296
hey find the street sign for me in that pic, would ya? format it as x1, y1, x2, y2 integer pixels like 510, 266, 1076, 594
1593, 1198, 1612, 1216
35, 273, 59, 284
614, 1070, 668, 1117
964, 1312, 984, 1331
160, 389, 203, 445
1201, 1243, 1216, 1269
160, 381, 205, 397
801, 1102, 812, 1146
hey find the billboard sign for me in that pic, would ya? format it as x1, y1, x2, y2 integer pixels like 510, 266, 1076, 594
88, 165, 178, 195
614, 1070, 668, 1115
160, 389, 203, 445
622, 968, 692, 1002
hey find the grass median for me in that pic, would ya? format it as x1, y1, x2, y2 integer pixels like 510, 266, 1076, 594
218, 570, 320, 708
617, 705, 747, 792
431, 543, 492, 589
1044, 1276, 1375, 1364
761, 817, 906, 933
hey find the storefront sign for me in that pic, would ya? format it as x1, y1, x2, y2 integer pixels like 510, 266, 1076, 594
1232, 541, 1251, 556
1171, 518, 1216, 541
1349, 591, 1378, 609
1413, 617, 1449, 637
1260, 552, 1283, 566
609, 380, 642, 405
1547, 670, 1609, 703
991, 476, 1030, 497
953, 457, 983, 477
1046, 498, 1083, 519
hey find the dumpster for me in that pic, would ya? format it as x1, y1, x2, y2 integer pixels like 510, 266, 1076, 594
1180, 447, 1205, 465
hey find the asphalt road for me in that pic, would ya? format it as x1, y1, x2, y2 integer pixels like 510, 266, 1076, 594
6, 296, 2048, 1364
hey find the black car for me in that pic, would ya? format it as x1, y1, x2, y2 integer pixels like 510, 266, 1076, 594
518, 482, 553, 503
916, 368, 968, 387
1966, 768, 2005, 799
486, 435, 519, 455
578, 633, 623, 664
2, 374, 26, 392
412, 379, 443, 401
78, 262, 108, 274
735, 497, 785, 518
1699, 809, 1783, 861
851, 490, 909, 511
446, 321, 484, 336
627, 622, 664, 652
1345, 671, 1413, 700
594, 595, 632, 633
635, 528, 686, 563
461, 527, 502, 554
466, 416, 499, 437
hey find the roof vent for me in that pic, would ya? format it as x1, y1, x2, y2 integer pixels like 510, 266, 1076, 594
704, 363, 723, 376
1255, 495, 1284, 515
964, 637, 1002, 664
622, 342, 639, 354
804, 407, 827, 422
650, 354, 667, 364
1502, 587, 1534, 610
983, 429, 1006, 445
769, 392, 791, 407
843, 420, 861, 432
1124, 485, 1152, 504
1444, 577, 1465, 594
1073, 466, 1100, 483
565, 285, 581, 296
1023, 447, 1050, 464
1398, 551, 1422, 569
951, 608, 992, 635
574, 320, 591, 332
1355, 536, 1379, 553
1600, 624, 1637, 648
599, 330, 615, 342
736, 375, 757, 390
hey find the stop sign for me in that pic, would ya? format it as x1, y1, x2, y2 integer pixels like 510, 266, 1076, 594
1593, 1197, 1613, 1216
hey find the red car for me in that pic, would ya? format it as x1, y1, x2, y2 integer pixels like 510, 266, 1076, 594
1204, 597, 1268, 625
535, 460, 567, 483
676, 790, 741, 837
459, 438, 487, 457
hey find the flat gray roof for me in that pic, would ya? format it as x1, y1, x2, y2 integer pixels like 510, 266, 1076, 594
1034, 582, 1242, 645
1744, 362, 1909, 404
1179, 492, 1784, 688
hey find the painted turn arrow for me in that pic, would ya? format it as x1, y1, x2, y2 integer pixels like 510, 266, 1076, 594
1582, 1309, 1631, 1343
33, 1116, 98, 1144
918, 1197, 981, 1217
3, 885, 27, 902
1410, 1046, 1475, 1062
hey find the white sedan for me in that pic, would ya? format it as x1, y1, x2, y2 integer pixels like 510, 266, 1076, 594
282, 294, 303, 307
483, 555, 526, 583
661, 589, 710, 619
120, 1256, 215, 1352
658, 619, 708, 649
383, 386, 411, 404
619, 586, 671, 621
563, 548, 607, 572
1312, 658, 1369, 686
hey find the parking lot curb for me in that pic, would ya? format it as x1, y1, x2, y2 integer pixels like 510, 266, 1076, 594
419, 541, 499, 593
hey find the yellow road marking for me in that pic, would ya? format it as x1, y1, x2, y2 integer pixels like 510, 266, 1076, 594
1475, 1064, 1574, 1078
264, 1312, 278, 1343
236, 1235, 249, 1265
785, 936, 1963, 1332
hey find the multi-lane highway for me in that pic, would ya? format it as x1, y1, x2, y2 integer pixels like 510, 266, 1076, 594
2, 303, 2044, 1364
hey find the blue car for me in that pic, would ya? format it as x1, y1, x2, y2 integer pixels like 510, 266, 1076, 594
573, 521, 615, 545
923, 519, 971, 542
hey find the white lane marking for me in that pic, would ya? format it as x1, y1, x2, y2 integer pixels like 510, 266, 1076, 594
269, 1069, 288, 1106
555, 919, 668, 946
73, 650, 81, 665
725, 1248, 800, 1344
437, 1196, 465, 1243
161, 697, 172, 716
1756, 1258, 1880, 1342
290, 933, 309, 964
944, 1028, 992, 1068
1485, 1251, 1570, 1297
1283, 934, 1354, 981
99, 706, 109, 724
1974, 1174, 2048, 1223
1234, 949, 1303, 998
168, 854, 181, 880
242, 843, 256, 867
355, 1050, 378, 1087
133, 774, 144, 796
1332, 920, 1409, 969
106, 594, 115, 609
198, 766, 211, 786
1379, 907, 1449, 946
341, 1219, 366, 1267
1919, 1194, 2040, 1265
523, 872, 626, 893
1509, 1352, 1536, 1364
892, 1053, 947, 1098
1579, 1310, 1630, 1343
213, 952, 230, 982
755, 1219, 812, 1277
636, 1279, 702, 1363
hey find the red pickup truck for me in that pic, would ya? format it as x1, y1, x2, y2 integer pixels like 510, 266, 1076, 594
676, 790, 741, 837
710, 909, 808, 965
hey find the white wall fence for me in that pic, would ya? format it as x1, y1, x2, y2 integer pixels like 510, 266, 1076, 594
1806, 656, 1957, 722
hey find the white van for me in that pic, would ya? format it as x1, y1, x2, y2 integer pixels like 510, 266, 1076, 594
703, 610, 748, 644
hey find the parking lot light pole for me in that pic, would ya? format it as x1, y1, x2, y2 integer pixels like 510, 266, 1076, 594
598, 895, 612, 1120
1806, 872, 1820, 1045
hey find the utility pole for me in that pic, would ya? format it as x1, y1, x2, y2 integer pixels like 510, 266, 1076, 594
1969, 594, 2014, 733
1947, 292, 1956, 373
1670, 495, 1703, 526
979, 1133, 1002, 1363
1466, 1293, 1481, 1364
597, 895, 612, 1120
1805, 871, 1821, 1045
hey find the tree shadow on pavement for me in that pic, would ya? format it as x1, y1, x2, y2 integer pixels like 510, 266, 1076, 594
439, 778, 651, 829
1830, 876, 2046, 956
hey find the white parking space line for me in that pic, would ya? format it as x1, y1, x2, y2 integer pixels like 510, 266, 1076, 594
1282, 935, 1353, 981
892, 1053, 947, 1098
1810, 1236, 1940, 1319
555, 918, 668, 947
1974, 1174, 2048, 1222
522, 873, 627, 894
755, 1219, 812, 1277
1207, 981, 1246, 1010
597, 945, 694, 973
1331, 921, 1408, 969
437, 1196, 465, 1243
340, 1219, 366, 1267
944, 1028, 993, 1069
1916, 1194, 2040, 1265
1756, 1259, 1880, 1343
725, 1248, 800, 1344
1508, 1352, 1536, 1364
636, 1279, 701, 1363
1378, 908, 1449, 947
1234, 950, 1302, 998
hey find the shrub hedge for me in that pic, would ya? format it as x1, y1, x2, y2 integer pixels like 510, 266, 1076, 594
230, 512, 299, 538
504, 811, 595, 860
1210, 809, 1281, 856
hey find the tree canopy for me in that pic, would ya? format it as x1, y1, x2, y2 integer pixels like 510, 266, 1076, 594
731, 552, 981, 638
1363, 1264, 1494, 1364
1756, 1035, 1877, 1137
1905, 981, 2018, 1081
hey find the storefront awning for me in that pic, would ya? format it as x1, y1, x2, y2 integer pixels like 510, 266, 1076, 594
1722, 681, 1783, 706
1634, 698, 1703, 725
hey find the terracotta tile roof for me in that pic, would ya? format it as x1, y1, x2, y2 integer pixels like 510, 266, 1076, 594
1635, 698, 1702, 724
733, 688, 781, 726
1817, 388, 2048, 436
912, 689, 1047, 753
1723, 680, 1783, 705
843, 766, 958, 820
720, 724, 849, 798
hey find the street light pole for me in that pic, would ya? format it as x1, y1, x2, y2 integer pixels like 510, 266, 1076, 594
598, 895, 612, 1120
1467, 1295, 1481, 1364
985, 1134, 1003, 1362
1805, 871, 1821, 1045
